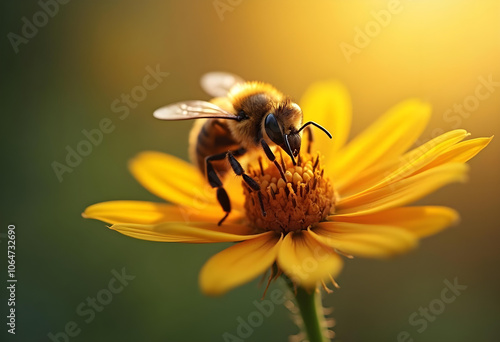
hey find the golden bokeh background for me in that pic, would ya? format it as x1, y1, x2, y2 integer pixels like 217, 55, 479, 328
1, 0, 499, 341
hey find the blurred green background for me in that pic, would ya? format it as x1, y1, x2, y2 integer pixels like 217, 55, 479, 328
1, 1, 500, 341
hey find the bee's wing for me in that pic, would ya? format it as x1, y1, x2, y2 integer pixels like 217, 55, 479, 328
153, 100, 239, 121
200, 72, 245, 97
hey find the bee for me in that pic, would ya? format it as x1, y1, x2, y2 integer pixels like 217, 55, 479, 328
153, 72, 331, 225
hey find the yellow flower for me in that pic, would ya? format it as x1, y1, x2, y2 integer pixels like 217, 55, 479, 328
83, 81, 492, 296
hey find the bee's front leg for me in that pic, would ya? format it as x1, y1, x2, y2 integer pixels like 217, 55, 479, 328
304, 125, 314, 154
260, 139, 286, 181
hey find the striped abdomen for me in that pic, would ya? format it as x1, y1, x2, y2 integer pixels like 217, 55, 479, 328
189, 119, 239, 177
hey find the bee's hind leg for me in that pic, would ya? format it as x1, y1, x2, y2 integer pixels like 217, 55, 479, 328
205, 152, 233, 226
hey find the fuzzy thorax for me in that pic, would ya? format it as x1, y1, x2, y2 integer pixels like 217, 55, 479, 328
244, 152, 335, 233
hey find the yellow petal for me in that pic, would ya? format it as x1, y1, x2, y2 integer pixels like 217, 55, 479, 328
222, 173, 246, 210
337, 163, 468, 216
419, 136, 493, 173
331, 99, 431, 189
199, 232, 281, 295
111, 221, 260, 243
331, 206, 459, 238
129, 151, 217, 208
350, 130, 469, 196
311, 222, 417, 258
277, 231, 343, 289
299, 81, 352, 158
338, 130, 469, 196
83, 200, 243, 225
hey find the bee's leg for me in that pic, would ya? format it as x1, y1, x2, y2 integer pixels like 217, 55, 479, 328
260, 139, 286, 181
304, 126, 313, 154
226, 151, 260, 192
205, 152, 234, 226
206, 148, 255, 225
226, 150, 267, 218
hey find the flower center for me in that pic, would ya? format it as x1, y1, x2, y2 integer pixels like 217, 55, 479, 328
244, 152, 335, 233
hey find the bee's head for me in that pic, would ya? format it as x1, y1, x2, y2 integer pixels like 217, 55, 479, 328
264, 102, 332, 165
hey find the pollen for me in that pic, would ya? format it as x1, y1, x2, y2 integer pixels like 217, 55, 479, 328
244, 152, 335, 233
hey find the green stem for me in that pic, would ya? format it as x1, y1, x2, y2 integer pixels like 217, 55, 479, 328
286, 279, 329, 342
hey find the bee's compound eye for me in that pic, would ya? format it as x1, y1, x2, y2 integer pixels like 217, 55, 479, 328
265, 114, 284, 145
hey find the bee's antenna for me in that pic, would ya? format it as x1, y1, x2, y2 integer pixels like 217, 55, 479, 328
297, 121, 332, 139
284, 135, 297, 165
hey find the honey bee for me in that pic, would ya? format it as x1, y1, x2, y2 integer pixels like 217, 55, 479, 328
154, 72, 331, 225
